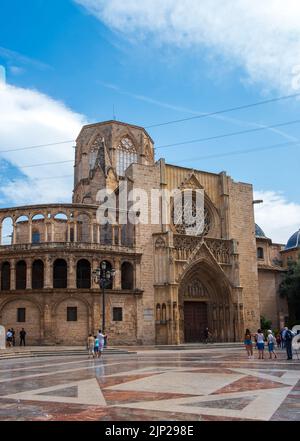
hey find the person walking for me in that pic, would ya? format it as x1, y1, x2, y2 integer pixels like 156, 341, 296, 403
255, 329, 265, 359
93, 336, 100, 358
6, 329, 13, 348
20, 328, 26, 346
87, 334, 95, 359
281, 327, 287, 349
97, 329, 105, 357
11, 328, 16, 347
244, 329, 253, 359
203, 327, 210, 344
276, 333, 281, 349
284, 327, 295, 360
267, 330, 277, 359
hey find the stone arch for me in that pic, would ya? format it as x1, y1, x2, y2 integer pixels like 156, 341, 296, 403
178, 258, 234, 342
1, 217, 13, 245
76, 259, 91, 289
53, 258, 68, 288
32, 259, 44, 289
115, 134, 138, 176
1, 261, 11, 290
15, 215, 29, 244
0, 298, 42, 344
53, 296, 91, 345
16, 260, 27, 290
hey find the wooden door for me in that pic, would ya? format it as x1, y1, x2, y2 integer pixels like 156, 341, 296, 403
184, 301, 208, 342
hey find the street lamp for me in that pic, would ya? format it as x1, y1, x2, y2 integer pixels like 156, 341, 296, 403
92, 261, 116, 333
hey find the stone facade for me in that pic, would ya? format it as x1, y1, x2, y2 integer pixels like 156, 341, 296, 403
0, 120, 291, 345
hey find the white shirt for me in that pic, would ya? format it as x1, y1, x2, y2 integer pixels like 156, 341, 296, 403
97, 333, 105, 346
257, 333, 264, 343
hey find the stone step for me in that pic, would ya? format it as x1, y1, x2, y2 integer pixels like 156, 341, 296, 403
155, 343, 244, 350
0, 348, 135, 360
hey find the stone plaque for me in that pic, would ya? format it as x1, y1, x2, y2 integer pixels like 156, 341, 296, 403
143, 308, 154, 321
0, 325, 5, 350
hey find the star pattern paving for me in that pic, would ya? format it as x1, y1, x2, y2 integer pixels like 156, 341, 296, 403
0, 347, 299, 421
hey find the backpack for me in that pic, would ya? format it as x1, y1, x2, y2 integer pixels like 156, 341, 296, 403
285, 330, 293, 341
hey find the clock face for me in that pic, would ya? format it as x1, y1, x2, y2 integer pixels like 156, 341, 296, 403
173, 194, 211, 236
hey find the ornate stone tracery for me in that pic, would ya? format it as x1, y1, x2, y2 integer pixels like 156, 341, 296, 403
173, 234, 232, 265
184, 279, 209, 299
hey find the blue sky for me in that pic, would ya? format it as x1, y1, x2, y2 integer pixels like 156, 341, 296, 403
0, 0, 299, 242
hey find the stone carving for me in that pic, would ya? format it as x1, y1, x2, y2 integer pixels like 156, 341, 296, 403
173, 235, 232, 265
144, 143, 154, 162
0, 325, 5, 349
184, 279, 208, 299
206, 239, 231, 264
155, 237, 166, 249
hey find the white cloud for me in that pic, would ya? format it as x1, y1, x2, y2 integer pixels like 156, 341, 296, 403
0, 82, 87, 206
254, 190, 300, 244
75, 0, 300, 93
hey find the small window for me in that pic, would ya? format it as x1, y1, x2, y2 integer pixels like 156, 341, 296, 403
17, 308, 26, 322
32, 231, 41, 243
67, 307, 77, 321
257, 247, 264, 259
113, 307, 123, 321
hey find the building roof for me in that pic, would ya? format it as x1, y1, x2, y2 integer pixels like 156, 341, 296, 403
76, 120, 154, 144
255, 224, 266, 238
285, 229, 300, 250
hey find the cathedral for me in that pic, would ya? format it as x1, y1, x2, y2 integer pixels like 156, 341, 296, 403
0, 120, 298, 346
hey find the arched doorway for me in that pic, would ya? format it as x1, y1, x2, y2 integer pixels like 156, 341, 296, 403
178, 260, 233, 343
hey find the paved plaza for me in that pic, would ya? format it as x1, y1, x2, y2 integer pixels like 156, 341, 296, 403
0, 346, 299, 421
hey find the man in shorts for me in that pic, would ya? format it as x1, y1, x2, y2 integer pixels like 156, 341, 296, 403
87, 334, 95, 358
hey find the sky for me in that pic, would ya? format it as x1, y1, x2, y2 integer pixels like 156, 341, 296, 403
0, 0, 300, 243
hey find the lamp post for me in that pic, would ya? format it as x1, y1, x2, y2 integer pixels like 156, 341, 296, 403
92, 261, 115, 333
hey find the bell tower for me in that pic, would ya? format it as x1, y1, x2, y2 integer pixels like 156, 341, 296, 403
72, 120, 155, 204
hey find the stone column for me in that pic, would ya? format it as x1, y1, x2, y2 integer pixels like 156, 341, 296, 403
92, 258, 99, 289
112, 225, 116, 245
68, 256, 76, 289
44, 221, 48, 242
43, 301, 54, 344
74, 221, 78, 242
114, 257, 121, 290
44, 257, 53, 289
118, 225, 121, 246
26, 258, 32, 290
90, 222, 94, 243
67, 222, 71, 242
51, 221, 55, 242
28, 220, 32, 243
12, 222, 17, 245
10, 260, 16, 290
